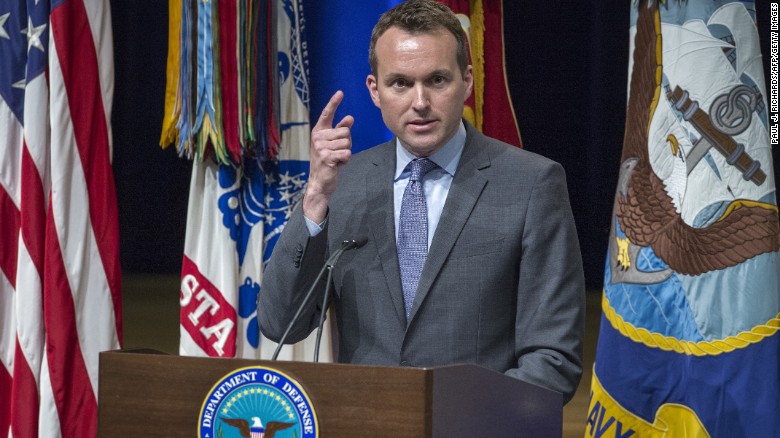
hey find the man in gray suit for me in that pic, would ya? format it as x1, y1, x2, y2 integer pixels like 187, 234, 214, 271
259, 0, 585, 403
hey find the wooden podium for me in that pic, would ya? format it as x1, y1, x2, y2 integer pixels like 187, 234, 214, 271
98, 349, 562, 437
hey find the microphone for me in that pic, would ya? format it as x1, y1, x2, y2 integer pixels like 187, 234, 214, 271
341, 237, 368, 251
271, 237, 367, 361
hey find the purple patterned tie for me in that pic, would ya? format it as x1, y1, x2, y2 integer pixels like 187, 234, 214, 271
398, 158, 438, 320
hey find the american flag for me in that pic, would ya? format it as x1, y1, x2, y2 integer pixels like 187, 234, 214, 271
0, 0, 122, 436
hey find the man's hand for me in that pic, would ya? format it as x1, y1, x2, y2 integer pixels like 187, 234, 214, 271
303, 90, 355, 224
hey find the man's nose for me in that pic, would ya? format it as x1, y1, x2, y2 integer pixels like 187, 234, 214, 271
411, 85, 430, 111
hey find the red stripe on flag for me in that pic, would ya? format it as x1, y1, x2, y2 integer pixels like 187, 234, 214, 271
50, 0, 122, 339
219, 0, 241, 162
13, 145, 45, 437
0, 363, 11, 436
0, 186, 20, 287
11, 340, 39, 437
19, 145, 46, 277
44, 199, 98, 438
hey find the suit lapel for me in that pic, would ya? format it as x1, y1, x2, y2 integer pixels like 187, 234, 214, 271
409, 127, 490, 323
365, 142, 407, 325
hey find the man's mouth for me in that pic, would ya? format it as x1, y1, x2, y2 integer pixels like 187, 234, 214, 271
408, 119, 435, 131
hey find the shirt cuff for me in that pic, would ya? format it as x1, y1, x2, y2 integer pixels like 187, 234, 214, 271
303, 214, 327, 237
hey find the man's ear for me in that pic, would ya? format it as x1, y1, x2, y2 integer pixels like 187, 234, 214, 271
366, 74, 381, 108
463, 65, 474, 101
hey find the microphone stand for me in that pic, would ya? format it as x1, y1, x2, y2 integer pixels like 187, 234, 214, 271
314, 239, 366, 362
271, 240, 359, 361
313, 263, 336, 363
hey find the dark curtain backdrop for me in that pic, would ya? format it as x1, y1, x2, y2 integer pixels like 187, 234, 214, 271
111, 1, 779, 289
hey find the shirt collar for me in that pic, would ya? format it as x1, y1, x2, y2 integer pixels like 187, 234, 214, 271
394, 121, 466, 181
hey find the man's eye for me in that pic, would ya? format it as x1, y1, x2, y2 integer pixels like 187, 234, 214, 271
428, 75, 450, 87
393, 79, 408, 88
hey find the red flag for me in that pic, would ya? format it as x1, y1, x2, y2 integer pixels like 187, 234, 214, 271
480, 1, 521, 147
438, 0, 522, 147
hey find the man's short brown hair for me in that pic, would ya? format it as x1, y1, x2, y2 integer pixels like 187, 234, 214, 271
368, 0, 469, 76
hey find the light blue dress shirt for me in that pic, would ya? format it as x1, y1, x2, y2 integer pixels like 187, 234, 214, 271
393, 122, 465, 249
305, 121, 466, 247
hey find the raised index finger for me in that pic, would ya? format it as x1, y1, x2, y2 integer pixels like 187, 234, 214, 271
314, 90, 344, 130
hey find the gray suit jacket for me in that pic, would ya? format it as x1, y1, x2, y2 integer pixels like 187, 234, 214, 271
259, 122, 585, 402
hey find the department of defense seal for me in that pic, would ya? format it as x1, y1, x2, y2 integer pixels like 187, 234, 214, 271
199, 366, 318, 438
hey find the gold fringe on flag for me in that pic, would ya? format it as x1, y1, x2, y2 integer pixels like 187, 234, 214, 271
160, 0, 182, 148
469, 0, 485, 131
